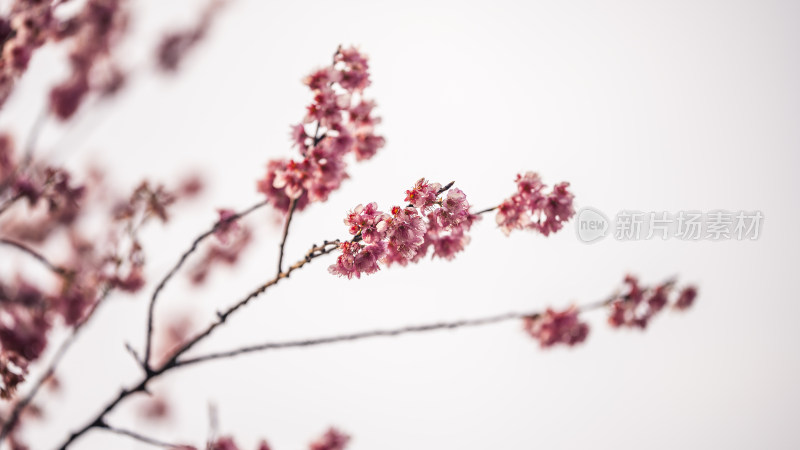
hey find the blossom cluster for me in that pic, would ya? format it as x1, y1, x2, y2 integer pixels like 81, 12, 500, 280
2, 0, 225, 118
329, 178, 478, 279
0, 134, 195, 404
522, 276, 698, 348
496, 172, 575, 236
156, 0, 226, 72
257, 46, 384, 213
1, 0, 55, 109
523, 306, 589, 348
177, 427, 350, 450
0, 0, 132, 117
608, 275, 698, 329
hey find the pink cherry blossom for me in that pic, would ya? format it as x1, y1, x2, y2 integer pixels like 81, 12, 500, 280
352, 132, 384, 161
290, 123, 309, 149
495, 172, 574, 236
344, 203, 388, 243
432, 188, 470, 229
335, 46, 370, 92
523, 306, 589, 348
405, 178, 441, 210
257, 47, 383, 213
536, 182, 575, 236
431, 230, 471, 260
214, 209, 240, 244
675, 286, 698, 310
303, 67, 341, 91
309, 428, 351, 450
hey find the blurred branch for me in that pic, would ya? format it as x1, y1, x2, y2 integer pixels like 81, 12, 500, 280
142, 199, 269, 370
0, 238, 69, 277
100, 422, 185, 448
0, 287, 112, 441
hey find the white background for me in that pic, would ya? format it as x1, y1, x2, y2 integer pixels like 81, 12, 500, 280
2, 0, 799, 449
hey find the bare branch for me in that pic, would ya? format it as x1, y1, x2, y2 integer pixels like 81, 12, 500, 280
173, 296, 615, 369
0, 238, 69, 277
101, 422, 186, 448
142, 199, 269, 370
474, 205, 498, 215
276, 198, 298, 276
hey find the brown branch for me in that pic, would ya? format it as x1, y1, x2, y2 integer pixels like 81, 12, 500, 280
56, 239, 341, 449
22, 107, 48, 167
276, 198, 298, 276
0, 238, 69, 277
474, 205, 498, 215
0, 287, 111, 441
100, 423, 185, 448
173, 295, 616, 369
142, 199, 269, 370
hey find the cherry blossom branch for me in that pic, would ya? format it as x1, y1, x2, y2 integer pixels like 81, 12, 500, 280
100, 423, 184, 448
142, 199, 269, 370
172, 293, 617, 369
0, 287, 112, 441
0, 238, 69, 277
276, 198, 298, 275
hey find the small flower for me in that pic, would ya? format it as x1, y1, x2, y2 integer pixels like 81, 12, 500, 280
405, 178, 441, 210
309, 428, 351, 450
273, 159, 310, 199
495, 172, 574, 237
496, 195, 530, 235
210, 437, 239, 450
335, 46, 370, 92
523, 306, 589, 348
348, 100, 378, 130
290, 123, 308, 149
344, 203, 388, 243
607, 277, 697, 328
257, 159, 310, 213
432, 188, 470, 229
214, 209, 240, 244
352, 132, 384, 161
49, 74, 90, 120
536, 182, 575, 236
431, 230, 470, 260
674, 286, 697, 310
303, 67, 340, 91
328, 241, 362, 279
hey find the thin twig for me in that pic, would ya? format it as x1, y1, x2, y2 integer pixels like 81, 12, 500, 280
474, 205, 498, 215
174, 296, 615, 369
0, 238, 69, 277
22, 107, 48, 167
101, 423, 184, 448
142, 199, 269, 370
0, 287, 111, 441
276, 198, 298, 276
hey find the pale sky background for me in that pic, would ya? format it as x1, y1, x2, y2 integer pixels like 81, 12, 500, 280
2, 0, 799, 449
